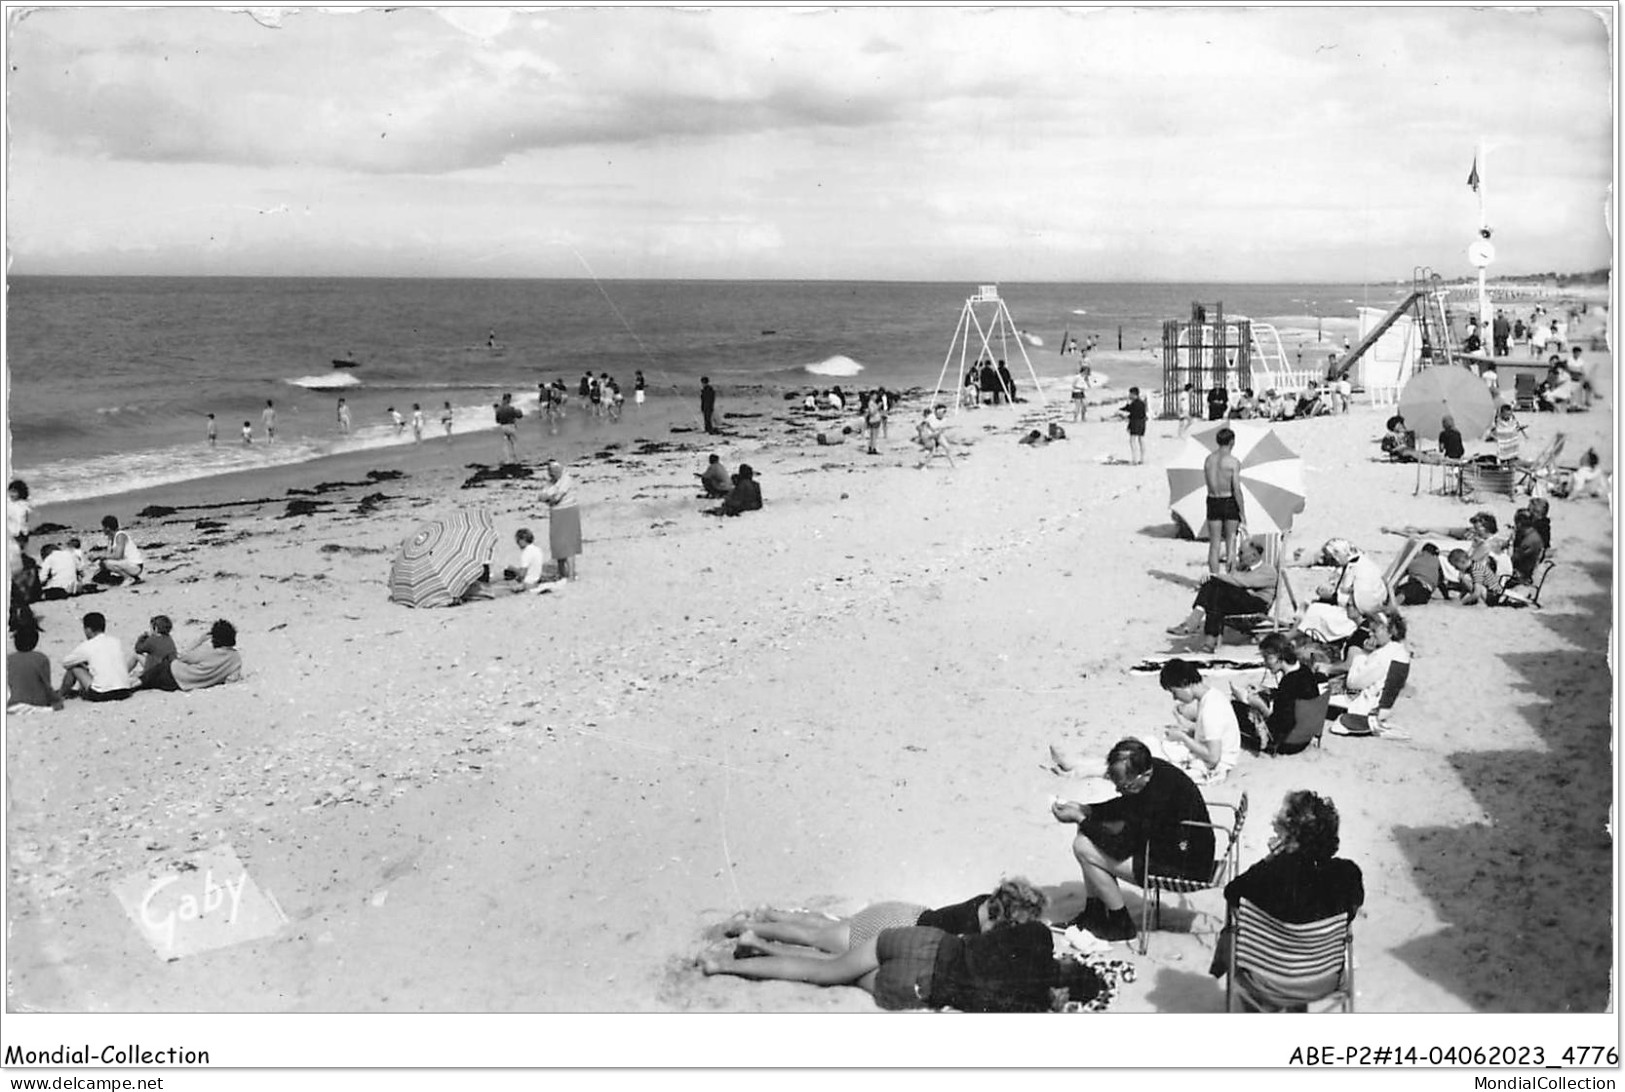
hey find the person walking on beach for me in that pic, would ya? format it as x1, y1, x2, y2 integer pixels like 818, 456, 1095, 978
1204, 427, 1244, 574
538, 460, 581, 583
634, 370, 646, 408
411, 403, 425, 444
241, 420, 254, 445
206, 414, 218, 446
864, 390, 886, 454
700, 376, 718, 434
262, 400, 277, 442
337, 398, 352, 436
1122, 387, 1147, 464
388, 406, 405, 434
494, 393, 523, 465
441, 401, 455, 441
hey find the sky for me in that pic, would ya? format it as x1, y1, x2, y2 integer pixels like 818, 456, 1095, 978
3, 5, 1616, 281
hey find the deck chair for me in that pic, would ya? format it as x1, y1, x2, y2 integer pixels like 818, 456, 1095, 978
1515, 432, 1567, 496
1499, 560, 1555, 609
1224, 533, 1297, 637
1225, 898, 1355, 1012
1330, 661, 1410, 737
1513, 372, 1538, 413
1271, 692, 1331, 755
1377, 537, 1423, 606
1137, 792, 1247, 955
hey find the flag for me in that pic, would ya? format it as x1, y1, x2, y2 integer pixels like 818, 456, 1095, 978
1467, 157, 1480, 192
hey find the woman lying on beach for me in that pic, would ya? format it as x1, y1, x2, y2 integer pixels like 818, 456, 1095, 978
702, 877, 1096, 1012
718, 889, 1000, 957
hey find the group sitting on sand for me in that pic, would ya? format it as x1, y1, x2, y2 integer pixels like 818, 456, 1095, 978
8, 609, 243, 709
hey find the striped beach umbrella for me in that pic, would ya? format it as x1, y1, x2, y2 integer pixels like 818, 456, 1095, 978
388, 509, 499, 608
1166, 422, 1306, 538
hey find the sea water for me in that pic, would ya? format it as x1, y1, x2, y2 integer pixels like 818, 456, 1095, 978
5, 276, 1400, 504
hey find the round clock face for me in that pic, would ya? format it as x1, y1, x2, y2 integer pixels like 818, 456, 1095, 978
1467, 239, 1496, 268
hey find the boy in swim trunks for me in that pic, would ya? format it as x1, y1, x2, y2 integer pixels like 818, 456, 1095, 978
1203, 427, 1244, 574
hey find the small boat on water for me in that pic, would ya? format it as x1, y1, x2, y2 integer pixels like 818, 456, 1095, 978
332, 359, 360, 369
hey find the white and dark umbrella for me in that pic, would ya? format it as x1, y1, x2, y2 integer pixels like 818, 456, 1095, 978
388, 509, 498, 608
1167, 422, 1306, 537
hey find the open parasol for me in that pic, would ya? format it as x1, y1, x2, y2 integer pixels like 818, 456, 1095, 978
1167, 422, 1306, 537
1398, 364, 1497, 441
388, 509, 498, 608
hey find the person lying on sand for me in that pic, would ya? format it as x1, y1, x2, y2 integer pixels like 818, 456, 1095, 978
696, 454, 731, 498
139, 619, 244, 693
701, 877, 1097, 1012
717, 887, 1010, 957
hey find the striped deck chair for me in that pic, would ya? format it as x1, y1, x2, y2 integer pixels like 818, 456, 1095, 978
1136, 793, 1247, 955
1515, 432, 1567, 497
1225, 533, 1297, 637
1226, 898, 1356, 1013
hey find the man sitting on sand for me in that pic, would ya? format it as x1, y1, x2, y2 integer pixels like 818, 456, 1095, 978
59, 611, 134, 702
696, 454, 731, 498
1168, 536, 1276, 652
1149, 659, 1242, 785
140, 620, 244, 692
37, 543, 82, 599
94, 516, 144, 584
1049, 738, 1214, 942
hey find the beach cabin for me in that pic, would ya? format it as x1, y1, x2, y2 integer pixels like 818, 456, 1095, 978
1355, 305, 1423, 405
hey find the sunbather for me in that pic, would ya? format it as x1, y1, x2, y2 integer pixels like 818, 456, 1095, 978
718, 885, 1014, 957
1327, 608, 1410, 737
1295, 539, 1386, 644
701, 877, 1094, 1012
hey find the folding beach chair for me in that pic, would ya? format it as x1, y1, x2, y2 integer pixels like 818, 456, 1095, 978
1225, 898, 1356, 1013
1329, 661, 1410, 738
1136, 793, 1247, 955
1513, 373, 1538, 413
1224, 533, 1297, 638
1515, 432, 1567, 497
1499, 560, 1556, 609
1271, 692, 1331, 755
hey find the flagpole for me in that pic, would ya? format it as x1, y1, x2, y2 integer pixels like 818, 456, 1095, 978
1477, 137, 1490, 338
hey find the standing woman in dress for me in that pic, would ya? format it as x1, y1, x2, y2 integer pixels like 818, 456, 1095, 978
539, 460, 581, 582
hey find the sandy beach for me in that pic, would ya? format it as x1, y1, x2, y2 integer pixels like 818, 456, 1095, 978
5, 323, 1615, 1036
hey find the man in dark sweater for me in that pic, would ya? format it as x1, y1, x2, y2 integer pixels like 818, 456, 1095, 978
1050, 738, 1214, 941
699, 376, 718, 434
